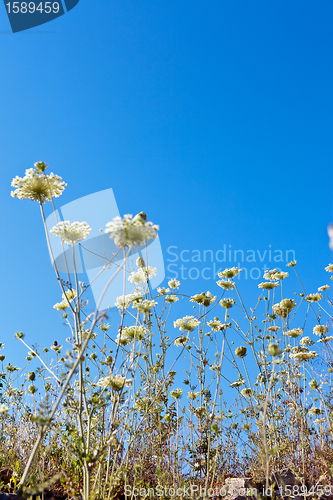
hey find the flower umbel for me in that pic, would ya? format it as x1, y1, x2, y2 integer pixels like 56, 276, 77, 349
50, 221, 91, 244
105, 213, 159, 248
11, 167, 66, 203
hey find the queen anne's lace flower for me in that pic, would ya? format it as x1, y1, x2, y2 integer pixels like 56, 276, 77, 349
313, 325, 329, 336
50, 221, 91, 244
11, 167, 66, 203
174, 316, 200, 332
289, 346, 317, 362
284, 328, 303, 338
207, 319, 222, 331
132, 299, 157, 313
300, 336, 315, 347
62, 289, 77, 302
218, 267, 242, 279
105, 213, 159, 248
190, 292, 216, 307
305, 293, 323, 303
128, 266, 157, 285
318, 336, 333, 343
116, 325, 147, 345
168, 279, 181, 289
53, 302, 69, 311
174, 336, 188, 347
272, 298, 296, 318
97, 374, 132, 391
216, 280, 235, 290
187, 391, 199, 400
157, 287, 170, 295
115, 292, 143, 309
165, 294, 179, 303
258, 282, 279, 290
241, 388, 253, 397
325, 264, 333, 272
0, 404, 9, 414
318, 285, 330, 291
220, 298, 235, 309
268, 326, 280, 332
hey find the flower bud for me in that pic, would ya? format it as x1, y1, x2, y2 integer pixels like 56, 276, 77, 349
0, 355, 5, 361
268, 343, 282, 356
28, 384, 36, 394
28, 372, 36, 381
235, 346, 247, 358
16, 331, 24, 339
136, 257, 145, 268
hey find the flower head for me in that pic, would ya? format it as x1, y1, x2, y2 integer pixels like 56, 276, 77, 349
284, 328, 303, 338
305, 293, 323, 303
216, 280, 235, 290
313, 325, 329, 336
128, 266, 157, 285
220, 298, 235, 309
235, 346, 247, 358
0, 404, 9, 414
165, 294, 179, 303
174, 336, 188, 347
318, 285, 330, 291
168, 279, 181, 289
115, 292, 143, 309
317, 336, 333, 343
170, 388, 183, 399
272, 298, 296, 318
258, 282, 279, 290
62, 289, 77, 302
174, 316, 200, 332
325, 264, 333, 273
11, 167, 66, 203
50, 221, 91, 244
97, 374, 132, 391
218, 267, 242, 279
190, 292, 216, 307
132, 299, 157, 313
105, 213, 158, 248
241, 388, 253, 397
298, 336, 313, 348
207, 319, 223, 331
116, 325, 147, 345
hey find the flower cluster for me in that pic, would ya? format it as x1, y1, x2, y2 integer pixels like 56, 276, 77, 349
190, 292, 216, 307
284, 328, 303, 338
116, 325, 147, 345
272, 298, 296, 318
289, 346, 317, 362
218, 267, 242, 279
174, 316, 200, 332
258, 282, 279, 290
50, 221, 91, 244
132, 299, 157, 313
305, 293, 323, 303
220, 298, 235, 309
105, 213, 159, 248
313, 325, 329, 336
216, 279, 235, 290
97, 374, 132, 391
128, 266, 157, 285
11, 167, 66, 203
115, 292, 143, 309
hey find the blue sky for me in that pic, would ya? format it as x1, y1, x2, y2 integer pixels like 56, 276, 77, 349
1, 0, 333, 376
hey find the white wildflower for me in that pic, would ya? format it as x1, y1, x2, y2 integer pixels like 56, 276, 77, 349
305, 293, 323, 303
11, 167, 66, 203
284, 328, 303, 338
165, 294, 179, 303
50, 221, 91, 244
53, 302, 69, 311
128, 266, 157, 285
132, 299, 157, 313
318, 285, 330, 291
174, 316, 200, 332
317, 336, 333, 343
207, 319, 222, 331
218, 267, 242, 279
105, 213, 159, 248
168, 279, 181, 289
0, 404, 9, 414
313, 325, 329, 336
115, 292, 143, 309
97, 374, 132, 391
174, 336, 188, 347
258, 282, 279, 290
216, 279, 235, 290
300, 336, 315, 347
190, 292, 216, 307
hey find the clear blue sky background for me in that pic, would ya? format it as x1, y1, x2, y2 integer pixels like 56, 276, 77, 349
1, 0, 332, 375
